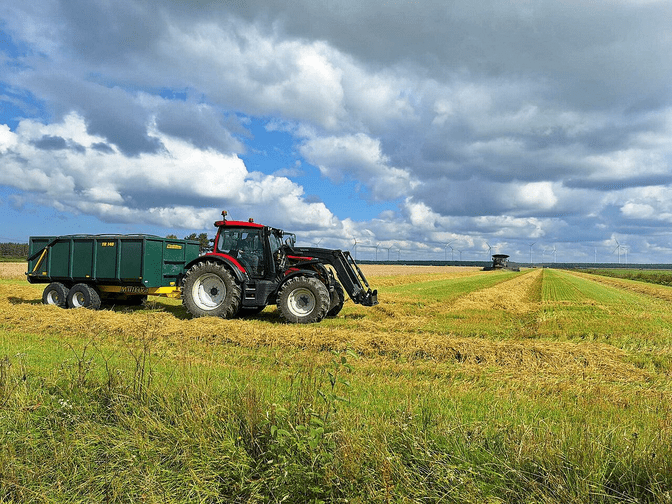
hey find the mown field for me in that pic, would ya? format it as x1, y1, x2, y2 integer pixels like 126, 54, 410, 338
1, 263, 671, 503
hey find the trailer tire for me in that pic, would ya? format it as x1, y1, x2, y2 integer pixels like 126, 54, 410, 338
42, 282, 69, 308
67, 283, 102, 310
327, 281, 345, 317
182, 261, 241, 319
278, 276, 330, 324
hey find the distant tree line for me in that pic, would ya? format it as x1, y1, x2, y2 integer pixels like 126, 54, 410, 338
166, 233, 212, 254
0, 242, 29, 259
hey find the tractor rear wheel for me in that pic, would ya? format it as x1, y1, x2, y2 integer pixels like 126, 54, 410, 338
278, 276, 330, 324
67, 283, 102, 310
182, 261, 241, 318
42, 282, 69, 308
327, 281, 345, 317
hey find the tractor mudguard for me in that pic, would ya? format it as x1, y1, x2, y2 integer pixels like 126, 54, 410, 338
184, 254, 248, 284
277, 268, 321, 290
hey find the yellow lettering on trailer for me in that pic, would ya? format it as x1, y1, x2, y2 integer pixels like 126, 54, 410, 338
101, 242, 116, 247
98, 285, 182, 298
166, 244, 183, 250
120, 286, 149, 294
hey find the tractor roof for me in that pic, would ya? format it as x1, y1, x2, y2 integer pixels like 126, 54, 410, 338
214, 219, 264, 228
215, 210, 264, 229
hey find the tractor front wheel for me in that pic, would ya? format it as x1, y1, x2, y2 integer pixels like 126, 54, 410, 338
278, 276, 330, 324
182, 261, 241, 318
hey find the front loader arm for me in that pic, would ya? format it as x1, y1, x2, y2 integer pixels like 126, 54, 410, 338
289, 247, 378, 306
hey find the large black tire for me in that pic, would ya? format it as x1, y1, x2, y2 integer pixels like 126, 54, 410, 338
278, 276, 330, 324
182, 261, 241, 319
327, 281, 345, 317
42, 282, 69, 308
67, 283, 102, 310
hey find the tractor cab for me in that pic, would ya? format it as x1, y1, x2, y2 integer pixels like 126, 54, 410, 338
211, 211, 287, 279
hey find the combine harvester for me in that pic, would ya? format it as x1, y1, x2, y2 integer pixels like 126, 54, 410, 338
27, 211, 377, 323
482, 254, 520, 271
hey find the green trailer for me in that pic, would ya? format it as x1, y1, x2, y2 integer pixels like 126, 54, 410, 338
27, 235, 200, 309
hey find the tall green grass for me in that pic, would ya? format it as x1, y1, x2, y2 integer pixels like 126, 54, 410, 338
2, 327, 671, 502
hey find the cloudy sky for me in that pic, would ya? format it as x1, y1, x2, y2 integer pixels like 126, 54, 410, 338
2, 0, 672, 264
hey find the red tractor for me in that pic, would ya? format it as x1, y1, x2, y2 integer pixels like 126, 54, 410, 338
181, 211, 378, 323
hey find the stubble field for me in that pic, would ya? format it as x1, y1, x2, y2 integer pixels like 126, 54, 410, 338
1, 262, 671, 502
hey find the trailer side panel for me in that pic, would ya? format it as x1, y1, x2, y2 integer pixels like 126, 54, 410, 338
27, 235, 200, 288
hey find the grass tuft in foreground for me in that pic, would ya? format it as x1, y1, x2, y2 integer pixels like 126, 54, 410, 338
1, 329, 671, 503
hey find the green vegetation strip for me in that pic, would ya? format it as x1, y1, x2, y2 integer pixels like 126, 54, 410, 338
542, 269, 646, 304
533, 269, 672, 347
388, 270, 518, 302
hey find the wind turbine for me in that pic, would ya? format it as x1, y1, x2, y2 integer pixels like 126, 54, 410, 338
613, 239, 623, 264
486, 242, 493, 259
444, 241, 453, 262
552, 245, 557, 263
528, 242, 535, 264
352, 238, 357, 260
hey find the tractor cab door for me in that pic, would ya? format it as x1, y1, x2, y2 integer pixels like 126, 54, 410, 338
268, 230, 284, 274
217, 228, 266, 278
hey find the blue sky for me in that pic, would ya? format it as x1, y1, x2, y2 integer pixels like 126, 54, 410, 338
2, 0, 672, 264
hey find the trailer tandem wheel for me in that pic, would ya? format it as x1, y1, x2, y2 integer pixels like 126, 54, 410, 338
67, 283, 102, 310
42, 282, 69, 308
